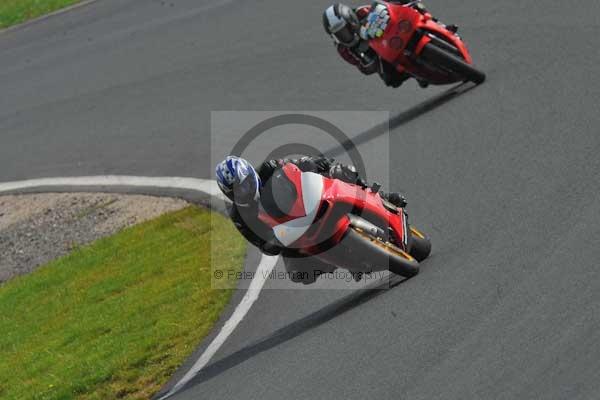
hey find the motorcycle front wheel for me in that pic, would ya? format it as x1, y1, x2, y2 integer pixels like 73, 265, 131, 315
420, 42, 486, 84
342, 226, 420, 278
408, 226, 432, 262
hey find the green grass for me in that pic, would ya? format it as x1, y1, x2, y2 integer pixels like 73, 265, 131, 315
0, 0, 82, 29
0, 206, 246, 400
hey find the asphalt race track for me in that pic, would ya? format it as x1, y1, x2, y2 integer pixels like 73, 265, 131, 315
2, 0, 600, 399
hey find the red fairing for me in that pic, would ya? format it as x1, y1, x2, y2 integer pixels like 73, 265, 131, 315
314, 174, 407, 251
258, 163, 408, 256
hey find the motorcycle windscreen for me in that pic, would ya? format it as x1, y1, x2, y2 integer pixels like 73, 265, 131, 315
260, 168, 299, 219
273, 172, 323, 247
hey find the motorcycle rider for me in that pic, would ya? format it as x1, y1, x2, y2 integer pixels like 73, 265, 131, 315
215, 155, 407, 284
323, 2, 455, 88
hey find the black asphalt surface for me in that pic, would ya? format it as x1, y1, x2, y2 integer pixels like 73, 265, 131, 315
2, 1, 600, 399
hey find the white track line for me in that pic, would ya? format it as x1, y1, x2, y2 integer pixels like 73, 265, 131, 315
0, 175, 221, 198
160, 253, 278, 398
0, 175, 277, 399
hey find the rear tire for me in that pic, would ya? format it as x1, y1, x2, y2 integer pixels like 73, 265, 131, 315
420, 42, 486, 84
341, 226, 419, 278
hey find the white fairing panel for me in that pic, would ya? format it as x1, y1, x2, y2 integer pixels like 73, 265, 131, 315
273, 172, 323, 247
300, 172, 323, 216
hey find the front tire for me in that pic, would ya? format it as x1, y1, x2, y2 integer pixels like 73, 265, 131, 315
420, 42, 486, 84
408, 226, 431, 262
341, 226, 420, 278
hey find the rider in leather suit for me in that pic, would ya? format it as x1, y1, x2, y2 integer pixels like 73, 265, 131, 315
323, 2, 412, 88
216, 156, 407, 284
323, 2, 456, 88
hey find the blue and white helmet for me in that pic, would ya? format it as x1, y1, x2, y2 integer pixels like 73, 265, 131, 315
215, 156, 261, 206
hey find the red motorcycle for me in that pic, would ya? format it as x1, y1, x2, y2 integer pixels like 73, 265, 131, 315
257, 163, 431, 278
368, 1, 485, 85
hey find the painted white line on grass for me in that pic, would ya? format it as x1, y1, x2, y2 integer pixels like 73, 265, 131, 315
0, 175, 277, 399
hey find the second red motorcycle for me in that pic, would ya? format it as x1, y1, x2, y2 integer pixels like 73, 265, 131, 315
368, 1, 485, 85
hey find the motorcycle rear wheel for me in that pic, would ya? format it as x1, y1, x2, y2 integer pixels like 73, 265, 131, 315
420, 42, 486, 84
343, 226, 420, 278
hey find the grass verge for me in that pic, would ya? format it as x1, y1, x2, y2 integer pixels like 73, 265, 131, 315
0, 0, 82, 29
0, 205, 246, 399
